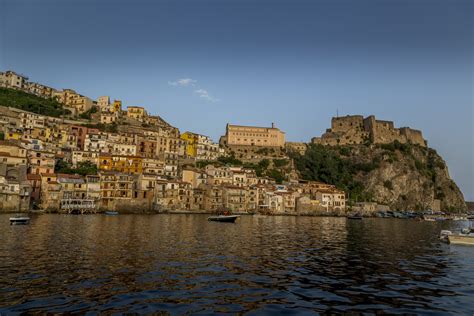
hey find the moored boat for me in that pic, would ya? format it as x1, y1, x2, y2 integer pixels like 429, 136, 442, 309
208, 215, 239, 223
347, 214, 363, 220
448, 234, 474, 245
9, 216, 30, 225
440, 228, 474, 245
105, 211, 119, 215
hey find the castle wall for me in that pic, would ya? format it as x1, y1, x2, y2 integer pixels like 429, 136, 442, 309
315, 115, 427, 147
399, 128, 426, 146
331, 115, 364, 132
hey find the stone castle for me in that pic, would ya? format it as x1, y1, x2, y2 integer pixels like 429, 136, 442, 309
312, 115, 427, 147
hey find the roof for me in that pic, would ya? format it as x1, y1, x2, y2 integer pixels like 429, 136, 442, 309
227, 124, 284, 132
27, 174, 41, 180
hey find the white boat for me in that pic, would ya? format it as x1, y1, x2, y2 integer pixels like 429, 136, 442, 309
9, 216, 30, 225
448, 234, 474, 245
440, 228, 474, 245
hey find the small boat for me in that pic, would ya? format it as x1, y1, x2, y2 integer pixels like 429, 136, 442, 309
105, 211, 119, 215
208, 215, 239, 223
448, 234, 474, 245
440, 228, 474, 245
347, 215, 363, 220
9, 216, 30, 225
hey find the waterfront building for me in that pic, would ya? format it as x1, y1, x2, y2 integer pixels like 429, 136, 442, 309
0, 164, 31, 212
99, 172, 133, 210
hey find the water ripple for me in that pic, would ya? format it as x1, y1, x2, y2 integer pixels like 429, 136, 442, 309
0, 214, 473, 314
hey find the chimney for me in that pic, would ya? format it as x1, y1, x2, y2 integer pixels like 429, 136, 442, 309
271, 122, 275, 128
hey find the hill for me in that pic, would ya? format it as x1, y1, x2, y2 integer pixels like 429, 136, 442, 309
290, 142, 466, 212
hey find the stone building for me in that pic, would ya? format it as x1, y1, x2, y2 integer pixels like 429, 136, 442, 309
312, 115, 427, 147
220, 123, 285, 147
0, 164, 31, 212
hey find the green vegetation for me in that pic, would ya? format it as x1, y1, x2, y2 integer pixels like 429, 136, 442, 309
290, 144, 374, 202
242, 159, 270, 177
379, 140, 411, 153
273, 158, 289, 168
78, 106, 98, 120
55, 161, 98, 176
217, 155, 243, 166
266, 169, 286, 184
0, 87, 70, 117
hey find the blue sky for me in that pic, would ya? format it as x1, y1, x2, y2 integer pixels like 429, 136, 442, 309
1, 0, 473, 200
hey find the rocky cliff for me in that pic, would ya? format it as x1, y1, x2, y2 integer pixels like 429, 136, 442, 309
291, 142, 466, 212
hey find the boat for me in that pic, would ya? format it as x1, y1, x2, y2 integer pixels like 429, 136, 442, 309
208, 215, 240, 223
440, 228, 474, 245
347, 214, 363, 220
105, 211, 119, 215
448, 234, 474, 245
9, 216, 30, 225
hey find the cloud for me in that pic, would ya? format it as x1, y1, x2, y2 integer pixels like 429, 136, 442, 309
194, 89, 219, 102
169, 77, 219, 102
168, 78, 197, 87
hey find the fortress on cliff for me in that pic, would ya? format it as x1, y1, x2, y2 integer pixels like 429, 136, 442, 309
312, 115, 427, 147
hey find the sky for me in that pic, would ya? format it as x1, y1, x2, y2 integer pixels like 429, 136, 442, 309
1, 0, 473, 200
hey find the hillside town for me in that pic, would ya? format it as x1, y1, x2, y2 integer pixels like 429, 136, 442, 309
0, 70, 349, 215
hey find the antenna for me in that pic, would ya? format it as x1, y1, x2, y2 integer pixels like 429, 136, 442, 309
336, 109, 339, 118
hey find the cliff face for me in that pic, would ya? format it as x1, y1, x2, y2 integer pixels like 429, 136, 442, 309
292, 143, 466, 212
351, 145, 465, 211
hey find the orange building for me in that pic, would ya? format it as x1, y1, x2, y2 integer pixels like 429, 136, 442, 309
99, 154, 143, 174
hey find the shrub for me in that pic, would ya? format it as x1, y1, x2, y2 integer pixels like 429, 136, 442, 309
273, 158, 289, 168
0, 87, 71, 117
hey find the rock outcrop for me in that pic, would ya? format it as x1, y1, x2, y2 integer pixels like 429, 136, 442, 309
292, 142, 466, 212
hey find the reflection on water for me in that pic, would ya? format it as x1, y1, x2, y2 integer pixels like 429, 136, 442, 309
0, 214, 473, 314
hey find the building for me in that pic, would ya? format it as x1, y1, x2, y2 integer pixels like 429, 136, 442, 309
0, 164, 31, 212
312, 115, 427, 147
27, 82, 56, 99
27, 150, 55, 174
99, 172, 133, 210
180, 132, 221, 160
182, 168, 207, 188
98, 154, 143, 174
100, 112, 117, 124
0, 140, 28, 166
0, 71, 29, 90
220, 123, 286, 147
97, 96, 110, 109
127, 106, 147, 121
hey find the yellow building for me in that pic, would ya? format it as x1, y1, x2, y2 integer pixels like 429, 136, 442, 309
220, 123, 285, 147
99, 154, 143, 174
111, 100, 122, 113
180, 131, 199, 157
4, 130, 22, 140
127, 106, 147, 121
